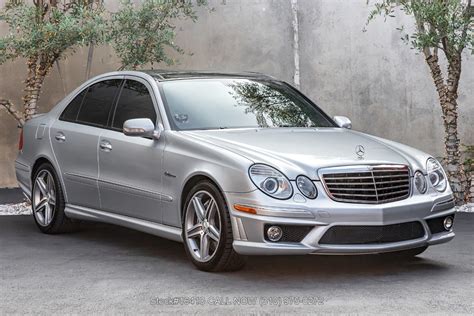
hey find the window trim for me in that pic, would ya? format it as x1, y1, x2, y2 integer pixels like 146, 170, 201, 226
58, 86, 89, 124
57, 74, 164, 134
57, 75, 125, 130
75, 79, 123, 129
108, 75, 162, 134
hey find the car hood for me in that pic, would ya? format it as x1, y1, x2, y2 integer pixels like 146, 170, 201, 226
183, 128, 428, 180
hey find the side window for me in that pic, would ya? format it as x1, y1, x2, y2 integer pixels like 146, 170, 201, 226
60, 88, 87, 122
112, 80, 157, 130
76, 79, 122, 127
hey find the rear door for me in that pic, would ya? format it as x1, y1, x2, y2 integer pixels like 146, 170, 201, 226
98, 77, 165, 223
50, 77, 122, 209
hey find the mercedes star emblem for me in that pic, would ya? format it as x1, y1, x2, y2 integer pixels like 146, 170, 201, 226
355, 145, 365, 159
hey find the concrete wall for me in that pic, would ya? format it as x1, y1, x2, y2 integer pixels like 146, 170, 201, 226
0, 0, 473, 188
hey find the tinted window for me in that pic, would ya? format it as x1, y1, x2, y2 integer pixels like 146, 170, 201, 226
76, 79, 122, 127
60, 88, 87, 122
112, 80, 157, 130
160, 79, 336, 130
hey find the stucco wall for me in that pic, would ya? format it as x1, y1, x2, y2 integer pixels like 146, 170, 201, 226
0, 0, 473, 188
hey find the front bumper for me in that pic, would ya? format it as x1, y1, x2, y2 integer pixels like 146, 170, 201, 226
226, 182, 456, 256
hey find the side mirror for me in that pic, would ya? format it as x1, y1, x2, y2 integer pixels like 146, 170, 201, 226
333, 116, 352, 129
123, 118, 161, 139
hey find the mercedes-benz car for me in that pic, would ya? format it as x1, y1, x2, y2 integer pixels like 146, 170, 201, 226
15, 71, 456, 271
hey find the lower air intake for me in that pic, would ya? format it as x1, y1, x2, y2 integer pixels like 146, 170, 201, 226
319, 221, 425, 245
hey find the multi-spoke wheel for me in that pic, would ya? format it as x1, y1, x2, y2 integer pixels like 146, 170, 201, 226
182, 180, 246, 271
32, 163, 79, 234
33, 170, 56, 226
185, 191, 221, 262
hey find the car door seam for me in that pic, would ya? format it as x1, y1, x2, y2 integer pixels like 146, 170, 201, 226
48, 119, 68, 201
97, 131, 102, 208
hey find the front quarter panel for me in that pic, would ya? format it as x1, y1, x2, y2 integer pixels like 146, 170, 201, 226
161, 131, 255, 227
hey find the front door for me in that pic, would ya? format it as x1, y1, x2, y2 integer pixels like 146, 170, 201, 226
98, 78, 164, 223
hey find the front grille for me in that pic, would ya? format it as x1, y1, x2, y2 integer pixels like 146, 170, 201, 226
319, 221, 425, 245
321, 165, 411, 204
264, 224, 313, 243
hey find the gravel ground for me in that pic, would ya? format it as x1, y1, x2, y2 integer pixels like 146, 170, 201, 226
0, 202, 31, 215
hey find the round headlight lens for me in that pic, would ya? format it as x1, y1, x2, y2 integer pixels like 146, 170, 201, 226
249, 164, 293, 199
296, 175, 318, 199
262, 177, 278, 194
427, 158, 447, 192
414, 171, 427, 194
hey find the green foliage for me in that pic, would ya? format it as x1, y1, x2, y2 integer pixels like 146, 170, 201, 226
110, 0, 207, 70
0, 1, 108, 65
228, 81, 321, 128
367, 0, 473, 58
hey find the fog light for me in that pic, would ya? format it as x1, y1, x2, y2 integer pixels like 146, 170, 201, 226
267, 226, 283, 242
443, 216, 454, 230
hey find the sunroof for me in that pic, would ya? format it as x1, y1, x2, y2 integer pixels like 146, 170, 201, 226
142, 70, 272, 81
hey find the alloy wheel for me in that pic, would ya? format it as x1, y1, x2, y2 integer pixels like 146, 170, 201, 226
33, 170, 56, 226
184, 190, 222, 262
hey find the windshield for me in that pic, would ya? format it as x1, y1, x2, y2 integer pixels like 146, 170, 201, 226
160, 78, 336, 130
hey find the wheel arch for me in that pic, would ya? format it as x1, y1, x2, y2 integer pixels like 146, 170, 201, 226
180, 173, 226, 224
31, 156, 55, 182
30, 155, 68, 202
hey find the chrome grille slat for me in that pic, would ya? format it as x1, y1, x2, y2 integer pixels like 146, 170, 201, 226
331, 184, 409, 191
321, 165, 411, 204
374, 179, 409, 185
377, 189, 410, 197
324, 176, 374, 180
330, 192, 378, 197
371, 169, 408, 172
372, 174, 408, 179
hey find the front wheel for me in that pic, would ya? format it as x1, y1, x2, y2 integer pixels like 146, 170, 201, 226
182, 180, 246, 272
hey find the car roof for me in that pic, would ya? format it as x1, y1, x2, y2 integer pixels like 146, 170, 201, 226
140, 70, 276, 81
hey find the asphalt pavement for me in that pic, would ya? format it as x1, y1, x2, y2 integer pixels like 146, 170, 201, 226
0, 213, 473, 314
0, 188, 24, 204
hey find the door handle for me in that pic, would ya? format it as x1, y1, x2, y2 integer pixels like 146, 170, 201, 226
55, 133, 66, 142
99, 141, 112, 152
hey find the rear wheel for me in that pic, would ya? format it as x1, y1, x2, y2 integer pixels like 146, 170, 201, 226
182, 180, 246, 272
32, 163, 79, 234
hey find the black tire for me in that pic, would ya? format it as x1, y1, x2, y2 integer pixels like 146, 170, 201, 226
32, 163, 79, 234
379, 246, 428, 259
182, 180, 246, 272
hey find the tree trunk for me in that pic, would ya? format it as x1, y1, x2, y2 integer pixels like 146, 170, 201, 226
23, 55, 55, 122
443, 54, 468, 203
425, 53, 468, 204
440, 93, 467, 203
291, 0, 300, 89
0, 98, 24, 126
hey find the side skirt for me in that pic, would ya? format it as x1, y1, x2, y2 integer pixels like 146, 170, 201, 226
65, 204, 183, 242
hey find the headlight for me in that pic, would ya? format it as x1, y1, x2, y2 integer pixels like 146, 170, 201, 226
249, 164, 293, 199
296, 175, 318, 199
414, 171, 427, 194
427, 158, 447, 192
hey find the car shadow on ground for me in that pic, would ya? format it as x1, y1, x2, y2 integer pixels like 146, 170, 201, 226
63, 220, 451, 281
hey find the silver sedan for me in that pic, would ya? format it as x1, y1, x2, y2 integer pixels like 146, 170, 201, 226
15, 71, 456, 271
